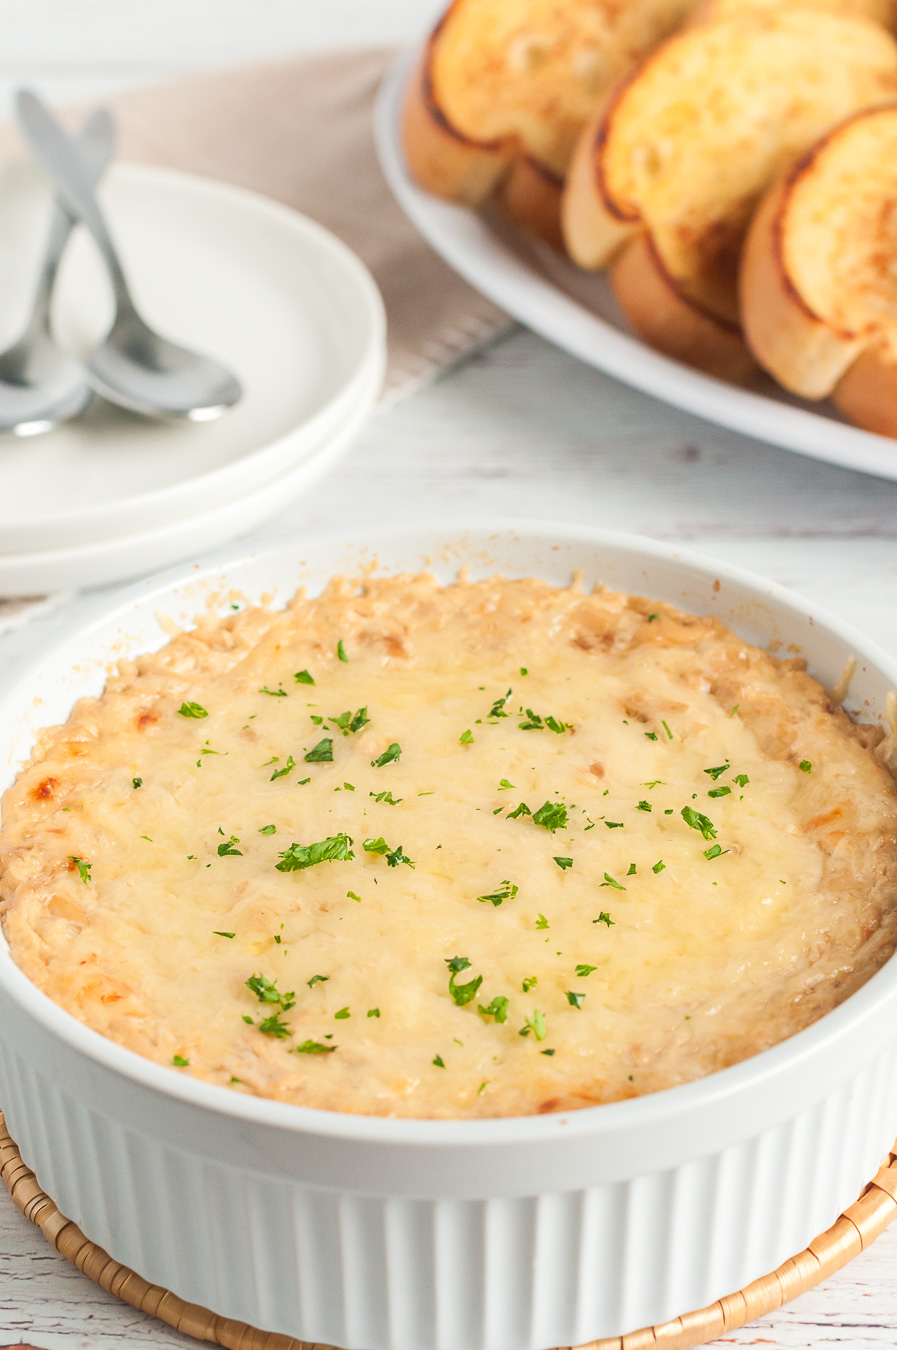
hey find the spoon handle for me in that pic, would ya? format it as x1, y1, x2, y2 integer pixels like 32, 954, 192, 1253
16, 90, 134, 316
28, 107, 116, 334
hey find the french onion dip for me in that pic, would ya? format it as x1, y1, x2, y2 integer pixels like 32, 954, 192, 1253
2, 573, 897, 1118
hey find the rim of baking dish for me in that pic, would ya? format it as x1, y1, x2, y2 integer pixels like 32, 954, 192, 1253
3, 518, 897, 1146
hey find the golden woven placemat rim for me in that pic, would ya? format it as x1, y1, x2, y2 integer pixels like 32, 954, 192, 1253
2, 1107, 896, 1350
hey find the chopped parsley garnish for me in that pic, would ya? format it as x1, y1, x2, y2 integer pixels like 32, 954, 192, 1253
627, 863, 637, 875
478, 996, 510, 1023
593, 911, 615, 926
498, 778, 516, 791
213, 931, 235, 939
294, 669, 315, 685
334, 1007, 350, 1020
347, 890, 362, 902
601, 873, 625, 890
296, 1040, 336, 1054
298, 777, 310, 786
604, 820, 623, 829
310, 715, 324, 725
522, 976, 537, 991
703, 844, 730, 860
661, 720, 673, 740
132, 777, 142, 789
518, 709, 568, 733
217, 835, 242, 857
246, 973, 295, 1010
276, 834, 355, 871
337, 640, 349, 663
553, 856, 573, 870
520, 1010, 546, 1041
258, 1012, 292, 1038
270, 755, 296, 781
446, 956, 483, 1006
260, 685, 287, 697
329, 706, 369, 735
644, 731, 658, 741
173, 1055, 189, 1067
367, 1008, 380, 1018
799, 760, 812, 773
304, 738, 334, 763
532, 801, 567, 833
647, 613, 659, 622
370, 789, 402, 805
196, 744, 227, 768
507, 801, 532, 820
575, 964, 597, 977
371, 742, 401, 768
637, 800, 652, 812
477, 880, 518, 906
566, 991, 585, 1009
681, 806, 717, 840
535, 914, 549, 929
363, 837, 415, 868
704, 762, 729, 780
178, 701, 208, 719
307, 974, 329, 988
707, 786, 731, 798
69, 856, 91, 884
259, 824, 276, 835
733, 773, 750, 787
487, 689, 512, 719
459, 729, 474, 744
432, 1055, 445, 1068
652, 860, 665, 873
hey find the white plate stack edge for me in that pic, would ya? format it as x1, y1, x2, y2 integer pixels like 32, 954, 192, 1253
0, 162, 385, 595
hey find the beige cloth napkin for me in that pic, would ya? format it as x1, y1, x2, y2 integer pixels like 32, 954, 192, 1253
0, 48, 513, 623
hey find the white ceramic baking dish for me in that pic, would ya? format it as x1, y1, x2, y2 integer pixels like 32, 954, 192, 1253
2, 523, 897, 1350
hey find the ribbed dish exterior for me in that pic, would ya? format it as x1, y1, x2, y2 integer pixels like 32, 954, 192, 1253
2, 1033, 896, 1350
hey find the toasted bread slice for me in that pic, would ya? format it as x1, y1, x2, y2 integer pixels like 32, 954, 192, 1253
697, 0, 897, 30
402, 0, 696, 246
562, 10, 897, 379
741, 103, 897, 435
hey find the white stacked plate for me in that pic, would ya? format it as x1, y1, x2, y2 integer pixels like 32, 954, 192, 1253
0, 163, 385, 594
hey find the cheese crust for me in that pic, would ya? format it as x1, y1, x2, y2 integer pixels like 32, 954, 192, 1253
2, 574, 896, 1119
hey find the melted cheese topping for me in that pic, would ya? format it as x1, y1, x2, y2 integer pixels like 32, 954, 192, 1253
2, 574, 897, 1119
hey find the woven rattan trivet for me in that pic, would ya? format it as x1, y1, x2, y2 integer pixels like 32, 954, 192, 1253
2, 1109, 897, 1350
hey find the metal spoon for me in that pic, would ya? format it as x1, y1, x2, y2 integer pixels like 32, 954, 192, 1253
0, 108, 114, 437
16, 89, 242, 421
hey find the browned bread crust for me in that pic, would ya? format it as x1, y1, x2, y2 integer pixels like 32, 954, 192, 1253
611, 233, 757, 382
496, 156, 565, 252
402, 40, 512, 208
562, 10, 897, 379
402, 0, 697, 247
740, 102, 897, 435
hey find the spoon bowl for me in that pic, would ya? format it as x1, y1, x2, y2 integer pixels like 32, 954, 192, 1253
0, 339, 89, 436
87, 309, 243, 420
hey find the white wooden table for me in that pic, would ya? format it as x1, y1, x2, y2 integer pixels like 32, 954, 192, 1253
3, 4, 897, 1347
